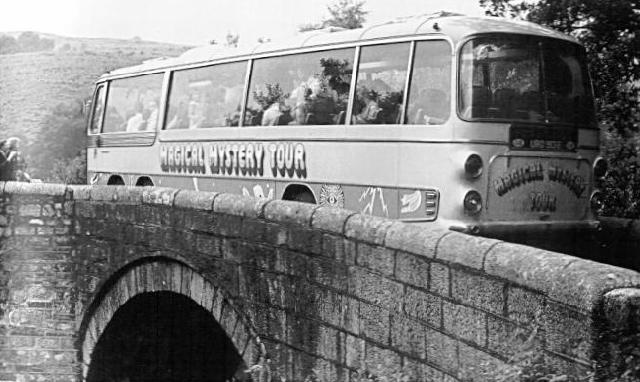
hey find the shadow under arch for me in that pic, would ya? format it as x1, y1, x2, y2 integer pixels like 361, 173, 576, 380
77, 257, 267, 381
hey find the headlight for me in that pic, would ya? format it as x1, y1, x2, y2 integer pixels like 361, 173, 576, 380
463, 190, 483, 215
464, 153, 483, 179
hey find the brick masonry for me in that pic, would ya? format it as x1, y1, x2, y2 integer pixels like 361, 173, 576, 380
0, 182, 639, 381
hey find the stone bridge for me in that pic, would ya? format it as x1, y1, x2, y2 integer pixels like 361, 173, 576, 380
0, 182, 639, 382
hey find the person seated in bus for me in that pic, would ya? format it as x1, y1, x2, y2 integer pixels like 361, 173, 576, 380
308, 74, 339, 125
261, 101, 292, 126
166, 99, 189, 129
354, 88, 381, 124
288, 85, 309, 125
125, 101, 145, 132
187, 94, 207, 129
142, 99, 159, 131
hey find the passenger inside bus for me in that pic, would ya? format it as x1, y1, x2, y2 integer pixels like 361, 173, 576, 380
354, 88, 381, 124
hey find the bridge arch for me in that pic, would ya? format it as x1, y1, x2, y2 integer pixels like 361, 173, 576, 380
78, 258, 268, 381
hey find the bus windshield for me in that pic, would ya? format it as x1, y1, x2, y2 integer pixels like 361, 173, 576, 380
459, 34, 596, 128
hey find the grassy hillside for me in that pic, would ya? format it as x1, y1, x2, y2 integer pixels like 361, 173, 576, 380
0, 32, 190, 180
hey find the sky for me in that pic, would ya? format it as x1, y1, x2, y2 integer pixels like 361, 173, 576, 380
0, 0, 486, 46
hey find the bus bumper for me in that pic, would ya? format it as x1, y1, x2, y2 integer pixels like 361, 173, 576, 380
449, 220, 601, 242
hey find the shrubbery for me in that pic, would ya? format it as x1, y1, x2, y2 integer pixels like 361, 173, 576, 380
0, 32, 54, 55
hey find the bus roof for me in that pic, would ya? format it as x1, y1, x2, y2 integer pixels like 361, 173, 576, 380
102, 12, 579, 79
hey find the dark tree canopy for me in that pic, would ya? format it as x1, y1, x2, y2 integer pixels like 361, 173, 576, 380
479, 0, 640, 217
299, 0, 368, 32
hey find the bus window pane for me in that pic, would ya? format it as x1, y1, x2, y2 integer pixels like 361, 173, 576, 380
102, 73, 164, 133
245, 48, 354, 126
407, 41, 451, 125
353, 42, 410, 125
90, 85, 106, 134
165, 61, 246, 129
458, 35, 596, 127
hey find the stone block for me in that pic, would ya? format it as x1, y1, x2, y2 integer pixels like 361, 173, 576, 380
507, 286, 545, 325
451, 269, 505, 314
436, 231, 500, 270
430, 261, 450, 297
442, 301, 486, 347
390, 314, 427, 358
359, 302, 390, 345
19, 204, 41, 217
403, 287, 442, 327
543, 302, 592, 362
349, 267, 403, 312
364, 341, 402, 377
173, 189, 217, 210
307, 257, 348, 292
4, 181, 67, 196
212, 193, 269, 218
263, 199, 318, 227
321, 234, 346, 261
395, 251, 429, 289
602, 288, 640, 335
287, 227, 323, 255
426, 327, 458, 375
344, 214, 394, 246
486, 315, 542, 359
457, 341, 508, 382
357, 243, 395, 277
311, 206, 356, 235
315, 325, 345, 362
210, 213, 244, 238
402, 357, 446, 382
385, 221, 448, 257
346, 334, 366, 369
141, 187, 179, 206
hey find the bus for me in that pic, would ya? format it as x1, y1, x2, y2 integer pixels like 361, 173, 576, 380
86, 12, 605, 237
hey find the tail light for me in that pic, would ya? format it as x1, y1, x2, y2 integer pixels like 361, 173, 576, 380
590, 190, 603, 214
463, 190, 483, 215
464, 153, 483, 179
593, 157, 607, 179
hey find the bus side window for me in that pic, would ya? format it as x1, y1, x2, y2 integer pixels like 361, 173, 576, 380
102, 73, 164, 133
353, 42, 410, 125
406, 40, 452, 125
165, 61, 247, 130
89, 85, 106, 134
244, 48, 354, 126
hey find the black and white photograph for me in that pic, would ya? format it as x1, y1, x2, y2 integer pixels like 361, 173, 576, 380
0, 0, 639, 381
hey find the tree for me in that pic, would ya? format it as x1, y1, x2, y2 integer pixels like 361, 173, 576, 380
298, 0, 368, 32
0, 35, 19, 55
29, 100, 88, 183
479, 0, 640, 218
225, 32, 240, 48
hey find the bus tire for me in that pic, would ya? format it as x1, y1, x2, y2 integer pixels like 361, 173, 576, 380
107, 175, 125, 185
282, 185, 316, 204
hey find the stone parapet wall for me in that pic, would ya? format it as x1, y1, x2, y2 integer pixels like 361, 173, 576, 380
0, 182, 639, 381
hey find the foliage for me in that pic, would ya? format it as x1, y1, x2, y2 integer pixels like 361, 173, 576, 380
253, 83, 289, 109
225, 32, 240, 48
479, 0, 640, 217
29, 100, 88, 183
0, 32, 54, 55
298, 0, 368, 32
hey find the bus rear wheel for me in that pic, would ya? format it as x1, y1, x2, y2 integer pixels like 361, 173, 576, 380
283, 185, 316, 204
